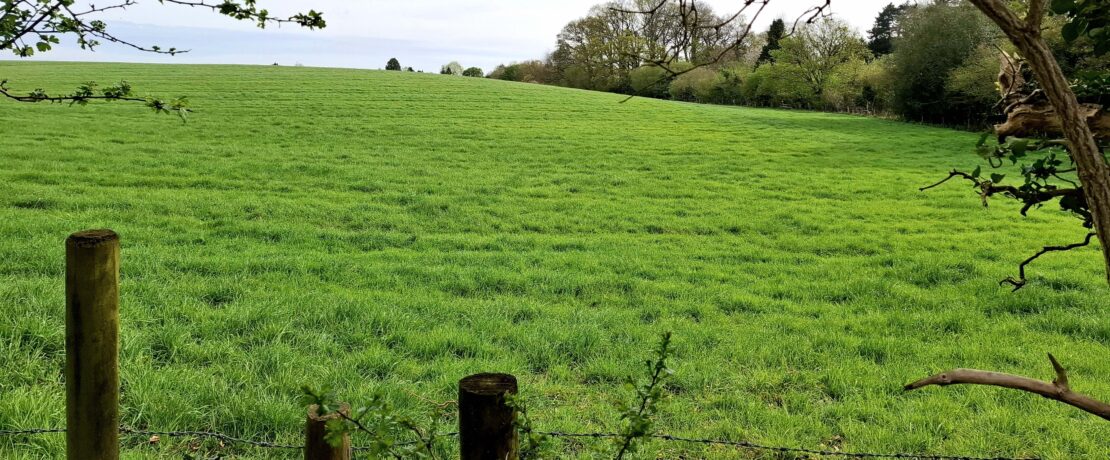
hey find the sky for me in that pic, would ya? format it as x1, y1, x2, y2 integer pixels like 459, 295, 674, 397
1, 1, 894, 72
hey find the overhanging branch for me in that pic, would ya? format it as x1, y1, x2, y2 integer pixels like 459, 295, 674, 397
921, 170, 1093, 290
1000, 233, 1096, 291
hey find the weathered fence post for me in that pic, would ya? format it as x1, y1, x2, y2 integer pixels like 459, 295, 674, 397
305, 404, 352, 460
65, 229, 121, 460
459, 373, 518, 460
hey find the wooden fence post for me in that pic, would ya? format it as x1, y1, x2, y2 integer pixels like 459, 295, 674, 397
305, 404, 351, 460
65, 229, 121, 460
459, 373, 518, 460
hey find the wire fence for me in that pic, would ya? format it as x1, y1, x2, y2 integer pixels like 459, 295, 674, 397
0, 427, 1041, 459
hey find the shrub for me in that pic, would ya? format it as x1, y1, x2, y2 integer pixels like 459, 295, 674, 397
489, 64, 522, 81
629, 65, 671, 99
711, 63, 750, 105
822, 59, 888, 112
462, 67, 484, 77
743, 64, 817, 108
669, 67, 722, 103
946, 45, 1004, 114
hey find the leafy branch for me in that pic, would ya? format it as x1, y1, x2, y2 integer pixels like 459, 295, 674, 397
506, 394, 552, 460
613, 331, 674, 460
1052, 0, 1109, 55
299, 386, 450, 459
0, 79, 191, 120
1, 0, 324, 116
921, 132, 1102, 289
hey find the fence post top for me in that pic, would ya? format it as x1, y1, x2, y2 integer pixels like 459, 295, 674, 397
459, 373, 517, 395
67, 229, 119, 248
307, 404, 350, 422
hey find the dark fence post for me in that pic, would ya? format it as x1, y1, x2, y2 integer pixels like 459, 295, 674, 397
65, 229, 121, 460
305, 404, 351, 460
459, 373, 518, 460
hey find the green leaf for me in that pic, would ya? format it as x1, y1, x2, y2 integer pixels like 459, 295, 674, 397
972, 166, 981, 178
990, 173, 1006, 183
1050, 0, 1076, 14
1062, 19, 1087, 43
976, 131, 990, 147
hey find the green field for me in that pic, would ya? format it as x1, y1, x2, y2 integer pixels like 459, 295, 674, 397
0, 62, 1107, 459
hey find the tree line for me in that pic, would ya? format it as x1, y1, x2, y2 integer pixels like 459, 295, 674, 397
480, 0, 1107, 129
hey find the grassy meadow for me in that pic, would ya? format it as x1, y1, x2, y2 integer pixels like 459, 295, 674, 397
0, 62, 1107, 459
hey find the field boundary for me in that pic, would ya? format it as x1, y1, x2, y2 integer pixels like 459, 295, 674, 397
0, 427, 1040, 460
10, 231, 1065, 460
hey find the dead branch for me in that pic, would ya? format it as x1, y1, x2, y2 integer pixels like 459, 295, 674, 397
905, 354, 1110, 421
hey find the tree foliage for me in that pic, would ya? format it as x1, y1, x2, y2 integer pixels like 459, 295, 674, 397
1052, 0, 1110, 55
888, 1, 996, 125
771, 17, 869, 97
867, 2, 910, 57
629, 64, 672, 98
757, 19, 786, 64
440, 61, 463, 76
386, 58, 402, 71
668, 66, 720, 102
549, 0, 747, 92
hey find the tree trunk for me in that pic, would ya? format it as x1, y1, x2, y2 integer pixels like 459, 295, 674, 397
969, 0, 1110, 285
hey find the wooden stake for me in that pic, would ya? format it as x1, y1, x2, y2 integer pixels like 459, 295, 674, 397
65, 229, 120, 460
305, 404, 351, 460
459, 373, 518, 460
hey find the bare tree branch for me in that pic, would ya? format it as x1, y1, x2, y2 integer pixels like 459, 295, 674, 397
74, 0, 138, 16
610, 0, 833, 104
906, 354, 1110, 421
1000, 233, 1096, 291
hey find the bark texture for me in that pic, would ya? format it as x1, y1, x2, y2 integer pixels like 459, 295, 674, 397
906, 354, 1110, 421
971, 0, 1110, 284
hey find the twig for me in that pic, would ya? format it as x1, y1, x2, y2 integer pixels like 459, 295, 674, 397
1000, 233, 1096, 291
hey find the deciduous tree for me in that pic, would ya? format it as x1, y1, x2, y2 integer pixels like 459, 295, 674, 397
770, 17, 868, 97
440, 61, 463, 76
888, 1, 995, 125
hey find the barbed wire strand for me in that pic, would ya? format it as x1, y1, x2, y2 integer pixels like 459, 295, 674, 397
121, 428, 303, 450
0, 427, 460, 452
0, 427, 1043, 459
537, 431, 1041, 460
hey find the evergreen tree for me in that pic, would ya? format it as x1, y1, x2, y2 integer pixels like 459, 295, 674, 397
757, 19, 786, 65
867, 3, 910, 57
